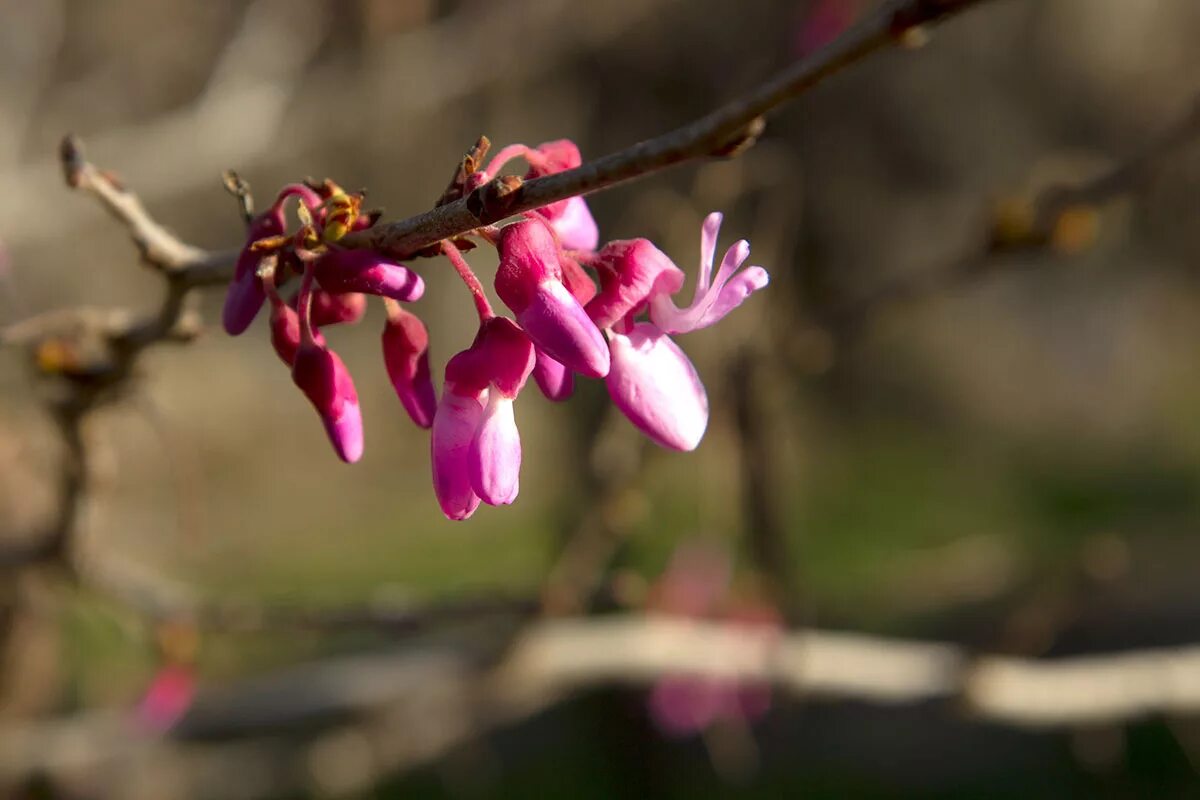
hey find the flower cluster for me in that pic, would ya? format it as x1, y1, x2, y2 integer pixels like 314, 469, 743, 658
222, 140, 769, 520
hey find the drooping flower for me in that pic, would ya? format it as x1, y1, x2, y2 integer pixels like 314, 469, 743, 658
222, 184, 322, 336
587, 213, 768, 451
292, 340, 364, 464
494, 219, 609, 378
431, 317, 535, 519
381, 304, 437, 429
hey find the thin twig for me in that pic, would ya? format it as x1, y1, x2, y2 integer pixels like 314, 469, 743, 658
343, 0, 997, 260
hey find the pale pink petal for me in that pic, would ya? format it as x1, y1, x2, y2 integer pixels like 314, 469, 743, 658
696, 212, 723, 297
469, 393, 521, 506
606, 323, 708, 451
695, 265, 770, 329
431, 389, 485, 520
649, 239, 767, 335
543, 196, 599, 252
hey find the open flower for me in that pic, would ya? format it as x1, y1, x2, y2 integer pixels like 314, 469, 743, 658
431, 317, 535, 520
587, 213, 768, 451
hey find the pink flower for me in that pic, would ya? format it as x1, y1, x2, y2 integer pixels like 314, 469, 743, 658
222, 184, 322, 336
494, 219, 609, 378
431, 317, 535, 519
645, 542, 781, 738
382, 306, 437, 429
589, 213, 768, 451
314, 248, 424, 302
607, 322, 708, 451
292, 339, 364, 463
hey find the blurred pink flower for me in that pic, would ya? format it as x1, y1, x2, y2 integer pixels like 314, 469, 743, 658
134, 665, 195, 732
646, 542, 781, 738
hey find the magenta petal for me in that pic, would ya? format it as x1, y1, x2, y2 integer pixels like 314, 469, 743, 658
308, 290, 367, 327
519, 280, 610, 378
315, 249, 424, 302
532, 349, 574, 401
469, 393, 522, 506
382, 313, 437, 429
585, 238, 684, 330
269, 301, 303, 366
606, 323, 708, 451
222, 259, 266, 335
431, 389, 485, 521
292, 344, 364, 463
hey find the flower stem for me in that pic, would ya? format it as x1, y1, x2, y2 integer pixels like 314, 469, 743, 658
442, 239, 493, 322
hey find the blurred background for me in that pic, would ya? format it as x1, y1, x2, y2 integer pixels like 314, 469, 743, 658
4, 0, 1200, 796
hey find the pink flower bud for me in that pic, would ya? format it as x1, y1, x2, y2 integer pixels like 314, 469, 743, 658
222, 184, 323, 336
606, 322, 708, 451
532, 349, 574, 401
495, 220, 609, 378
291, 342, 364, 463
585, 239, 684, 330
314, 249, 424, 302
381, 309, 436, 429
306, 289, 367, 327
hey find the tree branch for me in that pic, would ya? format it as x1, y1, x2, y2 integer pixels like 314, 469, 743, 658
344, 0, 997, 260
